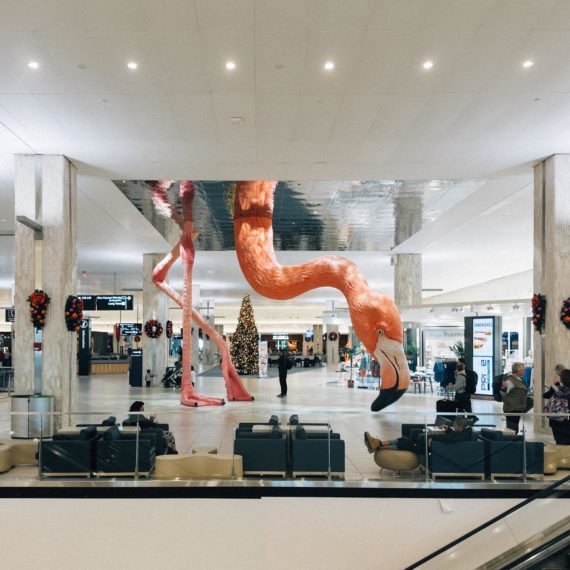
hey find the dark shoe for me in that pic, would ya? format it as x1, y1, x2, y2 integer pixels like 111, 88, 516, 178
277, 394, 283, 398
364, 431, 380, 454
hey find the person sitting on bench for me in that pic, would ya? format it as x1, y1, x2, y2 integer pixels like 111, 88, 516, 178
127, 401, 178, 454
364, 417, 474, 454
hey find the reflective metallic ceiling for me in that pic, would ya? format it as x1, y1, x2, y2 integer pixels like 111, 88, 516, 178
115, 179, 485, 251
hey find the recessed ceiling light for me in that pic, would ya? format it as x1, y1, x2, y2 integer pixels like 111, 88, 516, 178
225, 61, 236, 71
0, 219, 6, 222
229, 116, 244, 124
28, 61, 39, 70
324, 61, 335, 71
422, 60, 434, 70
127, 62, 138, 70
522, 60, 534, 69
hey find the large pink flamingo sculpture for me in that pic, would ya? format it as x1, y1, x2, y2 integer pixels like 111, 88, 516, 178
233, 181, 410, 411
150, 180, 253, 407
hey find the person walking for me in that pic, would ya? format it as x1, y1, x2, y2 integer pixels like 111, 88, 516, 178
277, 348, 288, 398
501, 362, 528, 434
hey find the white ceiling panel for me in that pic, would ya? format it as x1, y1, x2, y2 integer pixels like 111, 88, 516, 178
171, 94, 219, 143
301, 31, 366, 93
200, 32, 254, 93
311, 0, 375, 31
255, 92, 300, 145
480, 0, 560, 31
368, 0, 495, 32
212, 93, 256, 142
255, 1, 315, 32
79, 0, 198, 33
292, 92, 343, 143
194, 0, 253, 31
254, 32, 309, 94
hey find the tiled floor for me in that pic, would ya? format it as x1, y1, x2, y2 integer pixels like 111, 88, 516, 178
0, 365, 559, 482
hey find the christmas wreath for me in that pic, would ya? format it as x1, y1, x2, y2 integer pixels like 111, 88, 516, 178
328, 332, 338, 341
27, 289, 50, 330
560, 297, 570, 329
166, 320, 173, 338
134, 335, 141, 343
144, 319, 163, 338
531, 293, 546, 333
64, 295, 84, 332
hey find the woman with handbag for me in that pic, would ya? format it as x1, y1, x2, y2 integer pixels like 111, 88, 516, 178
543, 369, 570, 444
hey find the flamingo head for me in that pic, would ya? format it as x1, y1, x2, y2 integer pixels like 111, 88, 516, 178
352, 291, 410, 412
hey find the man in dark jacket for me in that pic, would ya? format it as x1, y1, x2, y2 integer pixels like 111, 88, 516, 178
277, 349, 288, 398
501, 362, 528, 434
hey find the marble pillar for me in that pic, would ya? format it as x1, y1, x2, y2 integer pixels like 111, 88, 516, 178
326, 325, 339, 367
41, 156, 77, 424
13, 155, 36, 395
393, 253, 422, 308
533, 155, 570, 423
313, 324, 323, 356
143, 254, 169, 383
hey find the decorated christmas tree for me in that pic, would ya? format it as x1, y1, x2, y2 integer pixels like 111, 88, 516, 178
231, 293, 259, 375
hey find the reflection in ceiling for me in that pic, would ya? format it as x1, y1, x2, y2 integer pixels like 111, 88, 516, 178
115, 179, 486, 251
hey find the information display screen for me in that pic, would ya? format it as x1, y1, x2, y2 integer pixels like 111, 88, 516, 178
118, 323, 142, 336
5, 308, 15, 322
96, 295, 133, 311
78, 296, 96, 311
78, 295, 133, 311
472, 317, 494, 396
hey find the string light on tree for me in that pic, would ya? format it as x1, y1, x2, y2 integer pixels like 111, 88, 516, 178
231, 293, 259, 375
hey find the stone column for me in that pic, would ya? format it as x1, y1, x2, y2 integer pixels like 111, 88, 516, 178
41, 156, 77, 424
313, 324, 323, 356
393, 253, 422, 308
325, 325, 339, 367
533, 155, 570, 423
13, 155, 36, 395
143, 253, 169, 384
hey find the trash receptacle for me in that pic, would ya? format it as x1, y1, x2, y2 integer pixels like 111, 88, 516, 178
11, 395, 55, 439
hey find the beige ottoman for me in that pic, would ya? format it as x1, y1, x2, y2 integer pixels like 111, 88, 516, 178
544, 445, 558, 475
192, 446, 218, 455
374, 449, 419, 472
0, 440, 38, 473
155, 453, 243, 480
556, 444, 570, 469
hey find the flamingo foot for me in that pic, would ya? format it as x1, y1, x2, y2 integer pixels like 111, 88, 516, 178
181, 391, 225, 407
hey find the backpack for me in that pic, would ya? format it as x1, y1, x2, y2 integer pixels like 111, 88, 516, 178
286, 358, 293, 370
492, 374, 505, 402
465, 369, 478, 395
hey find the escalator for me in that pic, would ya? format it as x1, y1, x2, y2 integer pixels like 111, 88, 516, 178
406, 475, 570, 569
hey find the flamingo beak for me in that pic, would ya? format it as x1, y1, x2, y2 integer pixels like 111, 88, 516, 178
370, 339, 410, 412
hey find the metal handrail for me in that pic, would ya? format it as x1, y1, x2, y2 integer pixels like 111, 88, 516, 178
405, 474, 570, 570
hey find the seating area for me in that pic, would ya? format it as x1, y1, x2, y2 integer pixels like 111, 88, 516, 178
373, 422, 568, 481
234, 415, 345, 478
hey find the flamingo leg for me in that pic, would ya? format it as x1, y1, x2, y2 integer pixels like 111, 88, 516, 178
152, 241, 253, 403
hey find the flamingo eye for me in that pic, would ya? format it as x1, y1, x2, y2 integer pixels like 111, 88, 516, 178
377, 329, 384, 336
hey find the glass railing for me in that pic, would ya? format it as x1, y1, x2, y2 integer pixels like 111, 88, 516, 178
406, 474, 570, 569
2, 406, 568, 485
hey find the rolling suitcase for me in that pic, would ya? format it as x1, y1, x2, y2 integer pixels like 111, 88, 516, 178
436, 398, 458, 424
